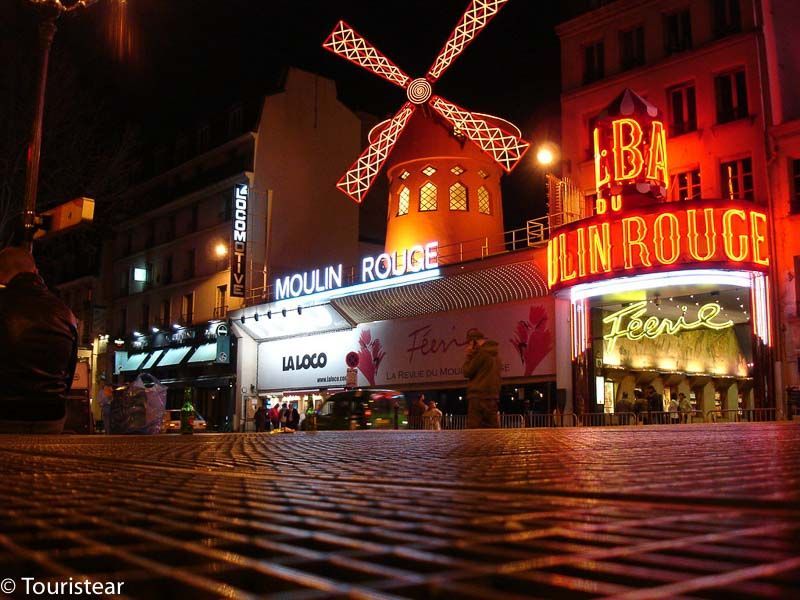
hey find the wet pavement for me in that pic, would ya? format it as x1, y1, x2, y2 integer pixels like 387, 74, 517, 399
0, 423, 798, 598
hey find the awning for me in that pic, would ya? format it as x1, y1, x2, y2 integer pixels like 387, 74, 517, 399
120, 352, 149, 372
157, 347, 192, 367
141, 350, 165, 370
187, 343, 217, 364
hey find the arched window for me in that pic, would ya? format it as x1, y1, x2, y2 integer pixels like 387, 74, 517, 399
419, 182, 438, 212
478, 186, 491, 214
397, 186, 410, 216
449, 182, 468, 211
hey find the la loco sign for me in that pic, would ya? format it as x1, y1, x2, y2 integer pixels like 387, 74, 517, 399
547, 200, 769, 291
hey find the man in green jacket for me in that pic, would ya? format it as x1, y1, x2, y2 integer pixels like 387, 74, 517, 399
463, 329, 501, 428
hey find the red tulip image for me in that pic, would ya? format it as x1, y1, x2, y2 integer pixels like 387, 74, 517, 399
357, 329, 385, 385
510, 305, 553, 376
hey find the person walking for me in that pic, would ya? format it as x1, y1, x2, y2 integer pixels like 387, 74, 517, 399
678, 393, 692, 424
0, 247, 78, 434
254, 404, 267, 432
409, 395, 428, 429
668, 395, 680, 424
422, 399, 443, 430
269, 402, 281, 431
645, 385, 663, 424
463, 329, 502, 428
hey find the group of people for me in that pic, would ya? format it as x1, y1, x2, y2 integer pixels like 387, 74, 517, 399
253, 402, 300, 432
617, 386, 694, 424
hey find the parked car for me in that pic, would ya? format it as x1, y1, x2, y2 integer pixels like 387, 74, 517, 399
162, 409, 207, 433
307, 389, 405, 431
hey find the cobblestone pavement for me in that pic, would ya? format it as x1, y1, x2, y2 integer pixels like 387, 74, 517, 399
0, 423, 798, 599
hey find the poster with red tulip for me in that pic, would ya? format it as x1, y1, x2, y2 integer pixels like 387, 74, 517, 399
256, 299, 555, 390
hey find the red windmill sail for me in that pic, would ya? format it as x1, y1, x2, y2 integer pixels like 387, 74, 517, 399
323, 0, 529, 204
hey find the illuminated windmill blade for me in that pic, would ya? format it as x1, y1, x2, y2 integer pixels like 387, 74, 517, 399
337, 103, 416, 203
323, 20, 411, 89
427, 0, 509, 82
429, 95, 529, 172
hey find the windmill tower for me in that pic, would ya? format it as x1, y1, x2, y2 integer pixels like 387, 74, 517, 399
324, 0, 529, 261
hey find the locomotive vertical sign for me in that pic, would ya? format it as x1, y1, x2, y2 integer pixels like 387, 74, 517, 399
230, 183, 249, 297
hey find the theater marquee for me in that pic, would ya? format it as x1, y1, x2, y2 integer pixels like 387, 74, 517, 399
547, 200, 770, 291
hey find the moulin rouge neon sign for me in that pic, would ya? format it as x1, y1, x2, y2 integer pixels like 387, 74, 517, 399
603, 301, 734, 352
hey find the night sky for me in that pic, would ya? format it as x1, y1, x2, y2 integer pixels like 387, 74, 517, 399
18, 0, 568, 229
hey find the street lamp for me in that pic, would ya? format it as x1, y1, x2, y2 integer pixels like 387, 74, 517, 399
21, 0, 104, 249
214, 243, 229, 259
535, 142, 560, 169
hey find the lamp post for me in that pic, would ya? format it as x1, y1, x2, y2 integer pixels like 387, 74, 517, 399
21, 0, 102, 249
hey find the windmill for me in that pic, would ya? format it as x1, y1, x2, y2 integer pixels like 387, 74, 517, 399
323, 0, 530, 206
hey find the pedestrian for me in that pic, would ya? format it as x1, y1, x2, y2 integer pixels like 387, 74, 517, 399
280, 402, 289, 429
0, 247, 78, 434
422, 399, 442, 430
254, 403, 267, 432
645, 385, 663, 424
678, 393, 692, 424
668, 394, 680, 424
409, 394, 427, 429
269, 402, 281, 430
463, 328, 502, 428
287, 404, 300, 430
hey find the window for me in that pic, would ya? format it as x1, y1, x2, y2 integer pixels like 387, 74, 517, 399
419, 182, 438, 212
668, 83, 696, 135
162, 256, 173, 285
146, 221, 155, 247
670, 169, 701, 201
185, 249, 196, 279
664, 10, 692, 54
715, 69, 748, 123
223, 193, 232, 221
181, 293, 194, 325
140, 302, 150, 332
422, 165, 437, 176
123, 231, 132, 256
175, 136, 189, 164
450, 165, 465, 175
583, 41, 604, 83
197, 124, 210, 151
214, 285, 227, 319
190, 204, 199, 232
585, 193, 598, 216
791, 159, 800, 214
712, 0, 741, 38
228, 104, 243, 137
477, 169, 490, 179
118, 307, 127, 337
720, 158, 753, 200
619, 26, 645, 71
397, 186, 410, 216
160, 299, 171, 326
449, 182, 468, 211
398, 170, 410, 180
478, 186, 491, 214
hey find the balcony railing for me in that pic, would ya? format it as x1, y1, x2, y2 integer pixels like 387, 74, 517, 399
213, 305, 228, 319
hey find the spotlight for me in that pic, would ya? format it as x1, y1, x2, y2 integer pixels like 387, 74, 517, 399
240, 315, 245, 324
282, 308, 287, 317
132, 331, 142, 337
151, 327, 159, 333
172, 323, 181, 330
254, 313, 259, 321
297, 306, 303, 315
267, 310, 272, 319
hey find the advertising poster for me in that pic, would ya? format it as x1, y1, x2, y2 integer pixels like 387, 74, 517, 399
257, 299, 555, 391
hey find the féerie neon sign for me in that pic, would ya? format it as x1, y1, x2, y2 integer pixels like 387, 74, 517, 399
603, 300, 734, 352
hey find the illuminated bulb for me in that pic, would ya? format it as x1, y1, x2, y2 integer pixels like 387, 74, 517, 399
536, 146, 555, 166
214, 243, 228, 258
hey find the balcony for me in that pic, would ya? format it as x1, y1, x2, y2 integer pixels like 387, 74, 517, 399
213, 305, 228, 319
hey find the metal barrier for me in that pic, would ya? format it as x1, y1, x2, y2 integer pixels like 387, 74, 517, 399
499, 414, 525, 429
527, 412, 579, 427
706, 408, 777, 423
580, 412, 638, 427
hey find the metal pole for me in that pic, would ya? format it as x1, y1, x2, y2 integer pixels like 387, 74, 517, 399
21, 9, 59, 250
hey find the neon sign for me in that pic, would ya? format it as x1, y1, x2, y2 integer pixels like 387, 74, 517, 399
547, 201, 769, 291
603, 301, 734, 352
230, 183, 249, 297
275, 241, 439, 300
592, 89, 668, 214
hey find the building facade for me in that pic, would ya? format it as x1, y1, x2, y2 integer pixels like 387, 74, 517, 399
556, 0, 800, 415
108, 68, 366, 428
